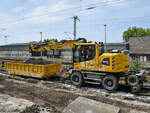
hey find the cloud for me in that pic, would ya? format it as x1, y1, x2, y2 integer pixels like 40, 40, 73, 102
25, 0, 49, 5
3, 0, 127, 26
0, 0, 75, 34
22, 1, 72, 24
13, 6, 24, 13
102, 0, 127, 6
0, 12, 18, 29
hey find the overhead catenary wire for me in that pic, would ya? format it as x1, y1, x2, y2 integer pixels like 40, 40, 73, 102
2, 0, 148, 40
3, 0, 148, 28
11, 1, 150, 25
24, 0, 121, 17
2, 0, 150, 44
2, 0, 148, 29
0, 0, 125, 25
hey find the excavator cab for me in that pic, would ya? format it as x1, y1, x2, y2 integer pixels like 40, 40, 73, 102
72, 43, 106, 71
73, 44, 97, 63
72, 42, 129, 73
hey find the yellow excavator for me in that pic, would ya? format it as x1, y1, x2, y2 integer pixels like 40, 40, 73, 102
29, 38, 144, 93
62, 42, 144, 93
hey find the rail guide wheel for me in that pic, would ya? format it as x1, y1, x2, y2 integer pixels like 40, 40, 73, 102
102, 75, 119, 91
127, 75, 139, 86
71, 72, 83, 87
131, 84, 141, 93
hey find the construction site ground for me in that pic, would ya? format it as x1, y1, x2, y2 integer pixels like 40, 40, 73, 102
0, 72, 150, 113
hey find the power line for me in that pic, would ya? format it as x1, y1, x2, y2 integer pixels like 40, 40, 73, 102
0, 0, 146, 28
77, 13, 150, 27
0, 0, 124, 25
25, 0, 120, 15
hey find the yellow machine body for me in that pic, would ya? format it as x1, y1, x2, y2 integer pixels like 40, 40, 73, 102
29, 39, 130, 73
4, 61, 62, 78
73, 43, 130, 73
29, 40, 79, 53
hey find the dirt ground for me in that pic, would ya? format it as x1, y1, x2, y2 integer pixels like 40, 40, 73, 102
0, 73, 150, 113
25, 58, 53, 65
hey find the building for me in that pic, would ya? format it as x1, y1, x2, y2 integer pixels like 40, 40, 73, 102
2, 38, 150, 63
0, 43, 31, 59
129, 37, 150, 62
105, 42, 129, 51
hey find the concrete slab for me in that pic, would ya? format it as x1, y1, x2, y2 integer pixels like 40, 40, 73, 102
63, 97, 120, 113
0, 94, 33, 112
129, 110, 148, 113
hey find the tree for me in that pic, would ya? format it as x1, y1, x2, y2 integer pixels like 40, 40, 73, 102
39, 38, 58, 43
44, 38, 58, 43
123, 26, 149, 42
145, 28, 150, 36
88, 41, 92, 43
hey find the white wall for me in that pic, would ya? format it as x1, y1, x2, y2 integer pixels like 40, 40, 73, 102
0, 51, 31, 59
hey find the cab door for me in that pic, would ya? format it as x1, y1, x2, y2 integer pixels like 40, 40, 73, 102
73, 45, 96, 71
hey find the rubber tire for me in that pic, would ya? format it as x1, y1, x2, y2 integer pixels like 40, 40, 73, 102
102, 75, 119, 91
127, 75, 139, 86
71, 72, 83, 87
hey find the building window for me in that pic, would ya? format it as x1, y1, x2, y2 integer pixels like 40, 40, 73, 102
140, 56, 147, 62
144, 56, 147, 61
132, 56, 136, 60
147, 56, 150, 61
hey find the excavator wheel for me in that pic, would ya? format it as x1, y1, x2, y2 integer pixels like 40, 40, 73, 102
71, 72, 83, 87
102, 75, 119, 91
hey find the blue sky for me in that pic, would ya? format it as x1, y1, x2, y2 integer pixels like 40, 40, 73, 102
0, 0, 150, 45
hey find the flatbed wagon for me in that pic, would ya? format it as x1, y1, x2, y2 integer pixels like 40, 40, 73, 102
4, 60, 62, 79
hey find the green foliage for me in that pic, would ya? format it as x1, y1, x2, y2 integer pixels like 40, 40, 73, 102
39, 38, 58, 43
145, 28, 150, 36
88, 41, 93, 43
123, 26, 150, 42
60, 39, 67, 42
130, 59, 145, 71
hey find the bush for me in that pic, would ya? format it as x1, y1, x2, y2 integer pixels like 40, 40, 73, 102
130, 59, 145, 71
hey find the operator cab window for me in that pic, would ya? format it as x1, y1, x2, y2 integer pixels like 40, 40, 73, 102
99, 46, 104, 55
74, 46, 81, 62
85, 45, 95, 61
73, 45, 95, 62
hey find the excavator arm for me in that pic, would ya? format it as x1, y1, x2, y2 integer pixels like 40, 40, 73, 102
29, 38, 87, 56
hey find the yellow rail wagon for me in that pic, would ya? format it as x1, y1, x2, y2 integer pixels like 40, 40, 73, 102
4, 60, 62, 79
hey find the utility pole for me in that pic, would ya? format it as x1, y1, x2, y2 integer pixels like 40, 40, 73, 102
73, 16, 80, 40
40, 32, 43, 57
0, 28, 7, 45
104, 24, 107, 51
4, 35, 8, 45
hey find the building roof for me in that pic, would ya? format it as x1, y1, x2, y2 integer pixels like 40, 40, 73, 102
105, 42, 128, 46
0, 43, 29, 47
104, 42, 129, 50
129, 37, 150, 54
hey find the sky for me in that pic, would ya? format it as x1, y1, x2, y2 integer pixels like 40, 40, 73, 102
0, 0, 150, 45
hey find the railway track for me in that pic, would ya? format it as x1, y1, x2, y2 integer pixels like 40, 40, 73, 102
0, 69, 150, 97
0, 70, 150, 113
